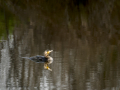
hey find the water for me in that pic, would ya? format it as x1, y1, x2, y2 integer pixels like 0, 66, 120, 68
0, 0, 120, 90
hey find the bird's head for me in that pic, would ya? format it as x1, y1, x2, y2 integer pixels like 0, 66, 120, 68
44, 50, 53, 56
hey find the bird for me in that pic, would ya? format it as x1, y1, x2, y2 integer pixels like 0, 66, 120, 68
22, 50, 53, 71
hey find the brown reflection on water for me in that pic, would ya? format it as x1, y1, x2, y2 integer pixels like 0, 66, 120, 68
0, 28, 120, 90
0, 0, 120, 90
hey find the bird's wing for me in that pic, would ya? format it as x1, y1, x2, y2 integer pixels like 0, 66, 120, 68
36, 55, 48, 62
22, 55, 48, 63
29, 55, 44, 63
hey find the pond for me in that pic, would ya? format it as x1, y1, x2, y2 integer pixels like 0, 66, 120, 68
0, 0, 120, 90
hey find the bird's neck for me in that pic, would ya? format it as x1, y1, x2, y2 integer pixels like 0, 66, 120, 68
45, 55, 50, 58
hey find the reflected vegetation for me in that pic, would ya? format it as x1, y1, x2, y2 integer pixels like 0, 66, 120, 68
0, 0, 120, 90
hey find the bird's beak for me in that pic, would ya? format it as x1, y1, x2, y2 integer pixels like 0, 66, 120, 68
47, 67, 52, 71
47, 50, 53, 54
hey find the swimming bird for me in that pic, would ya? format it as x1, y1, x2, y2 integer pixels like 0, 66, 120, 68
22, 50, 53, 71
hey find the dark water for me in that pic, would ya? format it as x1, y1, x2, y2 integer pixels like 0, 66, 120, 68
0, 0, 120, 90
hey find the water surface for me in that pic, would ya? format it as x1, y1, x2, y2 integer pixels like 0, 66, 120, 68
0, 0, 120, 90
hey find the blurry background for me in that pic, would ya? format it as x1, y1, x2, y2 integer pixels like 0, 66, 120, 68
0, 0, 120, 90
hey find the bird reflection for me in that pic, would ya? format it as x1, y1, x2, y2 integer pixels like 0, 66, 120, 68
22, 50, 53, 71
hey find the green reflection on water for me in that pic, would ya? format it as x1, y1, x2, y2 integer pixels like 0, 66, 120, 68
0, 7, 16, 40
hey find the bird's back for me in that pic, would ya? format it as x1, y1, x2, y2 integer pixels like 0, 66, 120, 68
22, 55, 48, 63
